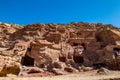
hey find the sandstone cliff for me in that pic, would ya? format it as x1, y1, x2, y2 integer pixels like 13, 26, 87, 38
0, 22, 120, 77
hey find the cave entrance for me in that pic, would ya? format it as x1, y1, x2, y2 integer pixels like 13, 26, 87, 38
73, 43, 79, 46
73, 55, 84, 63
113, 47, 120, 57
81, 43, 86, 50
21, 54, 34, 66
113, 47, 120, 51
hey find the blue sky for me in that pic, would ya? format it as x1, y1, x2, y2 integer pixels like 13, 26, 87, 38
0, 0, 120, 27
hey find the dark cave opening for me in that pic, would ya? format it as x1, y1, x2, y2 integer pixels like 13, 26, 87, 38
113, 47, 120, 57
73, 55, 84, 63
93, 63, 106, 69
81, 43, 86, 50
27, 47, 32, 52
59, 56, 66, 62
72, 43, 79, 46
113, 47, 120, 51
21, 55, 34, 66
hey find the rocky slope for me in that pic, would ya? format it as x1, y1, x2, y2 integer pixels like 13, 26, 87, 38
0, 22, 120, 77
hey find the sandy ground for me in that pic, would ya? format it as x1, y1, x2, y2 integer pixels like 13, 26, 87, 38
0, 70, 120, 80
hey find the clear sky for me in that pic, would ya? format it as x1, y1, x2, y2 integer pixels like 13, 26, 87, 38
0, 0, 120, 27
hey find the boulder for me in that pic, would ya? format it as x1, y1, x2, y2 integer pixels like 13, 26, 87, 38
97, 67, 111, 75
80, 66, 93, 71
52, 62, 67, 69
27, 67, 44, 74
0, 63, 20, 77
52, 68, 68, 75
64, 67, 78, 73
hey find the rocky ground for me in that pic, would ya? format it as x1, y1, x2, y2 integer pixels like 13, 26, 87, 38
0, 70, 120, 80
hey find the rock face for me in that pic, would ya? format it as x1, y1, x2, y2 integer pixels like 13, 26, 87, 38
0, 55, 20, 77
0, 22, 120, 76
0, 22, 22, 48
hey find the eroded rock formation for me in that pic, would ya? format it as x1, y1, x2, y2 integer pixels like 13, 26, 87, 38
0, 22, 120, 77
